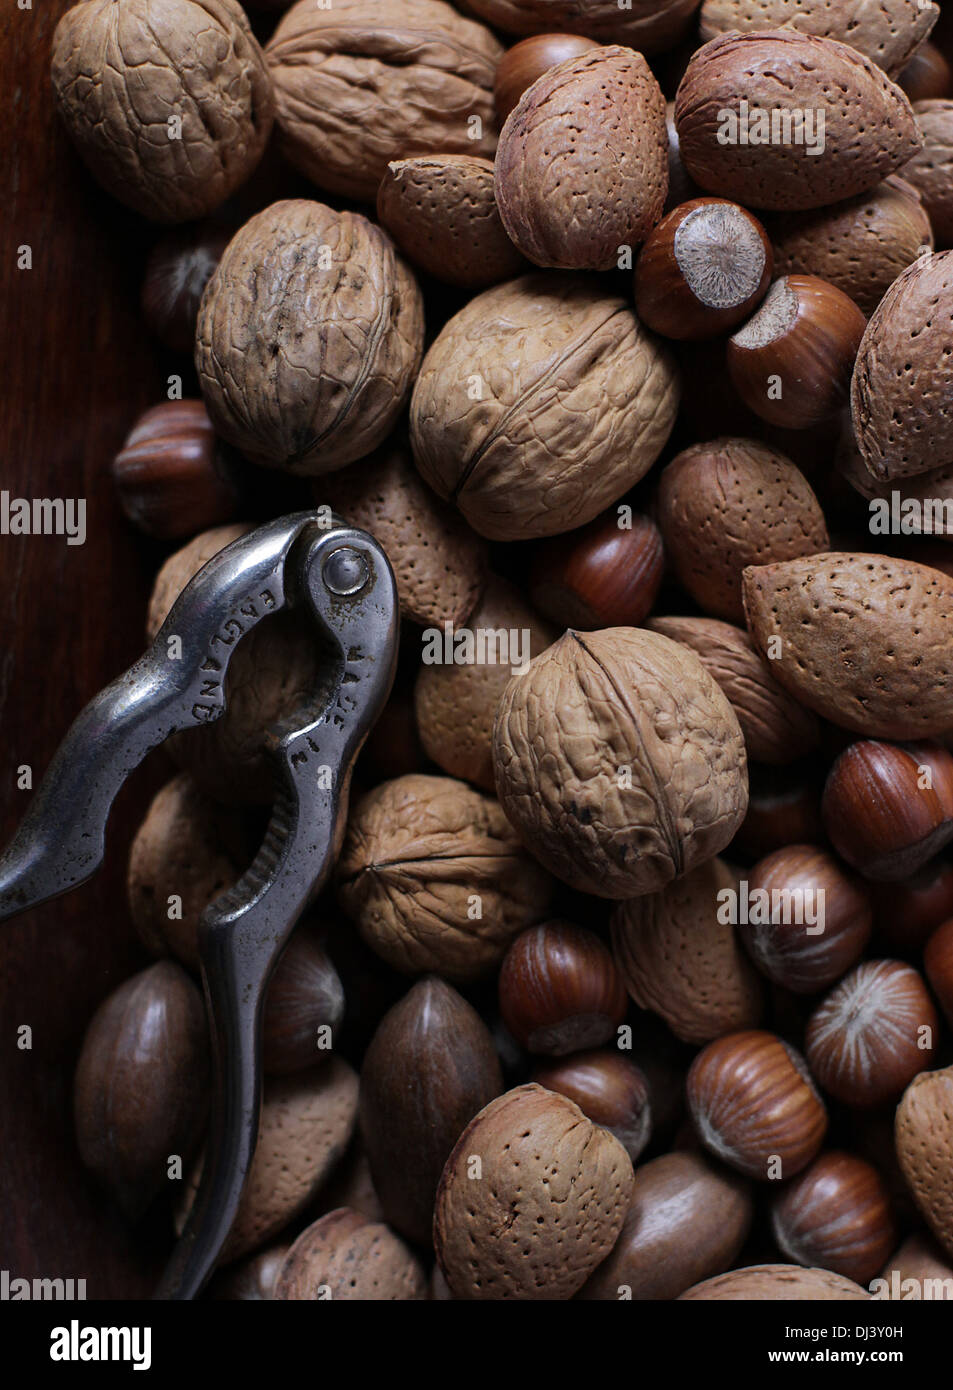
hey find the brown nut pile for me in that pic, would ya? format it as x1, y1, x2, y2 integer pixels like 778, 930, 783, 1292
48, 0, 953, 1308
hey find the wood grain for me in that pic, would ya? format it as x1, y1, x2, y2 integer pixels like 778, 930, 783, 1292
0, 2, 172, 1297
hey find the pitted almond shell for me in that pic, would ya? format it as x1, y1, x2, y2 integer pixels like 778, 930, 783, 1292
675, 31, 921, 210
895, 1066, 953, 1259
743, 552, 953, 739
611, 858, 764, 1045
433, 1083, 634, 1299
274, 1209, 428, 1300
851, 251, 953, 482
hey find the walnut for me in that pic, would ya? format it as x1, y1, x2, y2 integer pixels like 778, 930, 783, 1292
146, 525, 323, 804
492, 628, 748, 898
128, 772, 251, 969
51, 0, 274, 223
336, 774, 553, 982
410, 274, 680, 540
195, 200, 425, 475
265, 0, 502, 202
463, 0, 701, 54
316, 440, 488, 627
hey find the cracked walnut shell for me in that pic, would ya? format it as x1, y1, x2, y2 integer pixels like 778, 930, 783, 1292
51, 0, 274, 223
336, 774, 553, 982
195, 200, 424, 476
492, 628, 748, 899
410, 274, 679, 541
265, 0, 502, 203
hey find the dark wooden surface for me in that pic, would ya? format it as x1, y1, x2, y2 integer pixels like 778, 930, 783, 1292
1, 3, 171, 1296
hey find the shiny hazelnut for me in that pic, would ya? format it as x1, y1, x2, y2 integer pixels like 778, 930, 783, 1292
874, 861, 953, 952
822, 739, 953, 882
770, 1151, 896, 1287
733, 761, 825, 860
262, 929, 345, 1076
528, 510, 664, 630
493, 34, 601, 122
737, 846, 872, 995
634, 198, 773, 341
498, 921, 628, 1056
112, 400, 241, 541
531, 1050, 651, 1162
899, 42, 953, 104
687, 1030, 827, 1181
805, 960, 938, 1108
726, 275, 866, 429
141, 221, 230, 354
924, 917, 953, 1028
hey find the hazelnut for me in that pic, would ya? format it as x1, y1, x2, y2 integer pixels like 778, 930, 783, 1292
726, 275, 866, 430
742, 553, 953, 740
265, 0, 502, 202
494, 34, 601, 122
74, 962, 209, 1218
687, 1030, 828, 1180
805, 960, 938, 1107
262, 930, 345, 1076
899, 42, 953, 102
359, 977, 503, 1247
274, 1209, 427, 1300
821, 739, 953, 881
529, 510, 664, 631
433, 1083, 634, 1300
410, 273, 679, 542
634, 198, 773, 341
656, 438, 829, 623
196, 200, 425, 476
492, 627, 748, 898
874, 861, 953, 951
895, 1066, 953, 1260
315, 441, 488, 628
579, 1151, 753, 1301
497, 921, 628, 1055
531, 1051, 652, 1163
495, 46, 668, 271
680, 1263, 869, 1300
112, 400, 241, 542
648, 616, 821, 765
737, 846, 872, 995
924, 917, 953, 1027
51, 0, 274, 222
733, 762, 825, 860
336, 774, 553, 982
376, 156, 526, 291
141, 222, 230, 355
611, 858, 764, 1045
675, 31, 920, 211
770, 1151, 896, 1286
128, 771, 250, 969
768, 177, 934, 317
413, 575, 556, 791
